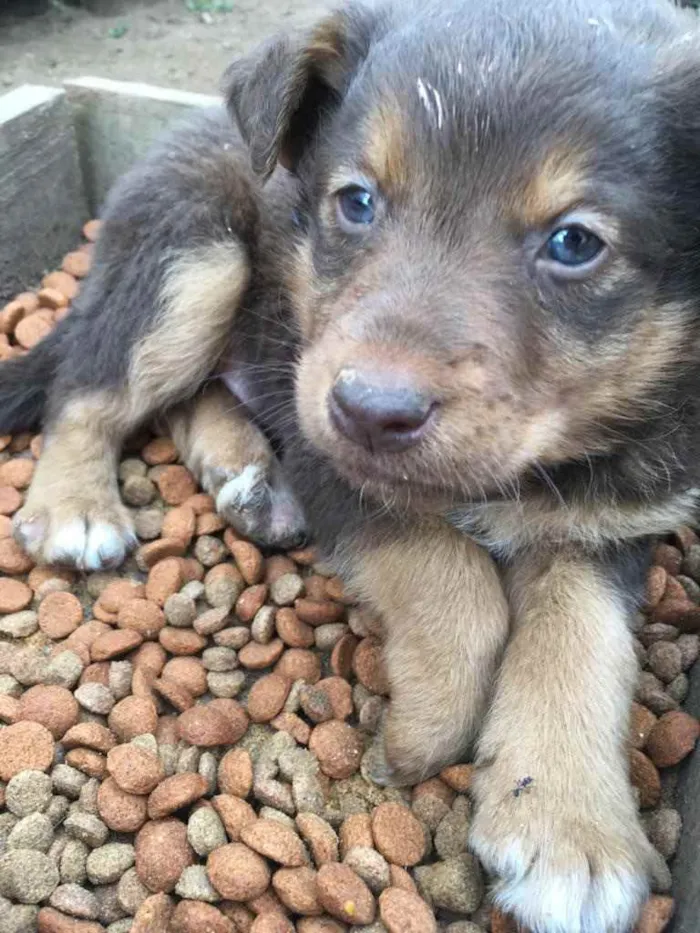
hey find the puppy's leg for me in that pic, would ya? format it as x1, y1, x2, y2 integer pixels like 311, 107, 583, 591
349, 518, 509, 785
164, 382, 306, 548
15, 243, 249, 570
469, 547, 656, 933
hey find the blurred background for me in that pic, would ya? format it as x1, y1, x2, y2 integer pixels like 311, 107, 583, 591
0, 0, 329, 95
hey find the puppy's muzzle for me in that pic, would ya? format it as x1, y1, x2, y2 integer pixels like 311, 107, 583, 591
329, 367, 438, 453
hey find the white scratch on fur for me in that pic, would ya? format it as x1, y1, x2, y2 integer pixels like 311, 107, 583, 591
416, 77, 444, 130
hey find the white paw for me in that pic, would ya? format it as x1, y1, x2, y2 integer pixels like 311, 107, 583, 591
470, 768, 655, 933
14, 503, 137, 571
206, 461, 307, 549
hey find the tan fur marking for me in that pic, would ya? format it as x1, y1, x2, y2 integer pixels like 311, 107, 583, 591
518, 148, 588, 228
349, 518, 509, 783
471, 550, 654, 927
129, 242, 249, 418
362, 102, 409, 193
164, 382, 274, 495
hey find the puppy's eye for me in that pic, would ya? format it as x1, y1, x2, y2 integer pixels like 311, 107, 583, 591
336, 185, 375, 229
545, 225, 605, 267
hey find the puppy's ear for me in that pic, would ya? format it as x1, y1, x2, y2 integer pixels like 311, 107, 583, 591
223, 4, 380, 178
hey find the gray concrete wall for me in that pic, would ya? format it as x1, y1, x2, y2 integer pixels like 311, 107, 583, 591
0, 85, 88, 301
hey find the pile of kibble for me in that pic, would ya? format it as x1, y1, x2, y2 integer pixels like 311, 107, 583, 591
0, 224, 698, 933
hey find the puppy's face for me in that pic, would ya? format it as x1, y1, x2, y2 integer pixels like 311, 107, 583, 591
230, 0, 700, 502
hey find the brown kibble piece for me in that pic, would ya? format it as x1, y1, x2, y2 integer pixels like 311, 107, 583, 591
162, 505, 197, 546
630, 749, 662, 808
137, 538, 188, 568
148, 772, 208, 819
37, 908, 103, 933
118, 598, 166, 639
237, 584, 269, 623
0, 536, 33, 573
296, 813, 339, 866
276, 648, 321, 684
208, 843, 271, 901
143, 437, 178, 465
153, 675, 195, 711
316, 863, 376, 925
42, 270, 79, 300
239, 638, 285, 670
109, 695, 159, 741
98, 776, 149, 832
0, 458, 34, 488
83, 219, 102, 242
65, 747, 106, 779
330, 634, 358, 679
0, 720, 55, 780
156, 465, 198, 505
62, 250, 91, 277
147, 557, 184, 606
91, 628, 144, 661
212, 794, 257, 841
219, 748, 253, 798
272, 866, 322, 916
229, 540, 265, 585
629, 703, 658, 751
136, 818, 195, 892
379, 887, 437, 933
271, 712, 311, 745
0, 578, 33, 612
371, 802, 426, 866
276, 608, 315, 648
0, 486, 22, 515
178, 703, 248, 746
37, 591, 83, 638
309, 721, 364, 779
63, 722, 116, 753
295, 599, 345, 626
247, 673, 292, 723
107, 743, 164, 794
250, 914, 294, 933
132, 892, 174, 933
439, 764, 475, 793
159, 627, 207, 655
19, 684, 79, 738
172, 901, 235, 933
15, 310, 54, 348
99, 579, 146, 613
241, 819, 308, 867
340, 814, 373, 857
37, 286, 68, 309
352, 638, 389, 695
645, 711, 700, 768
635, 895, 674, 933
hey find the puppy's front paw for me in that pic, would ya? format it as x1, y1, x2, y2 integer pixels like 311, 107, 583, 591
470, 760, 655, 933
205, 461, 307, 550
14, 498, 137, 571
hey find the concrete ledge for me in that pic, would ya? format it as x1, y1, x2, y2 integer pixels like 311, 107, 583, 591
0, 85, 87, 301
64, 76, 220, 213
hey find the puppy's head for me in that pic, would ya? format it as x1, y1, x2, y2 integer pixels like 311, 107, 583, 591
227, 0, 700, 503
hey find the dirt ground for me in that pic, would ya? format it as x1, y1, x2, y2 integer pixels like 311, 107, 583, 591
0, 0, 330, 95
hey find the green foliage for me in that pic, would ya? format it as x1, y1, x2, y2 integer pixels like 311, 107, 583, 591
185, 0, 235, 13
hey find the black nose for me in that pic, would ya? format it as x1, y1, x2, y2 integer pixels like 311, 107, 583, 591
329, 368, 437, 452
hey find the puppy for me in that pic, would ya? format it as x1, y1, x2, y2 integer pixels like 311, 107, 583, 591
3, 1, 700, 930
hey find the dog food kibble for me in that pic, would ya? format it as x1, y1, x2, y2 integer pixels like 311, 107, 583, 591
2, 248, 698, 931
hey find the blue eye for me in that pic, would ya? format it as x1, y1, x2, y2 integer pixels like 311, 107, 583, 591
546, 225, 605, 266
337, 185, 375, 228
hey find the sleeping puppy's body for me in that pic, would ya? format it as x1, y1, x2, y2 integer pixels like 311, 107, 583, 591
3, 0, 700, 930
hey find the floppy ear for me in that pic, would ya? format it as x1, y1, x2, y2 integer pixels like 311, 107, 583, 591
223, 4, 380, 178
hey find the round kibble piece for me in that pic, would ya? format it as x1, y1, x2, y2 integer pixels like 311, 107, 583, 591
5, 770, 53, 816
19, 684, 79, 739
97, 777, 149, 833
86, 842, 135, 884
0, 721, 55, 780
309, 721, 364, 779
247, 673, 292, 723
135, 818, 195, 893
218, 748, 253, 798
109, 696, 159, 741
148, 773, 208, 819
371, 803, 426, 866
0, 579, 33, 613
178, 704, 248, 746
187, 807, 227, 857
156, 466, 198, 505
0, 849, 59, 904
107, 744, 164, 794
379, 887, 437, 933
646, 711, 700, 767
74, 683, 115, 715
118, 598, 165, 639
316, 863, 376, 925
207, 843, 271, 901
241, 819, 307, 867
38, 592, 83, 639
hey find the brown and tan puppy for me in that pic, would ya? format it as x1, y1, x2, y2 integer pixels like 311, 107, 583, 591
3, 1, 700, 930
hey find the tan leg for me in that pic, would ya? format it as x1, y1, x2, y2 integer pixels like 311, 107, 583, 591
349, 518, 509, 785
469, 549, 657, 933
15, 244, 249, 570
164, 383, 306, 548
